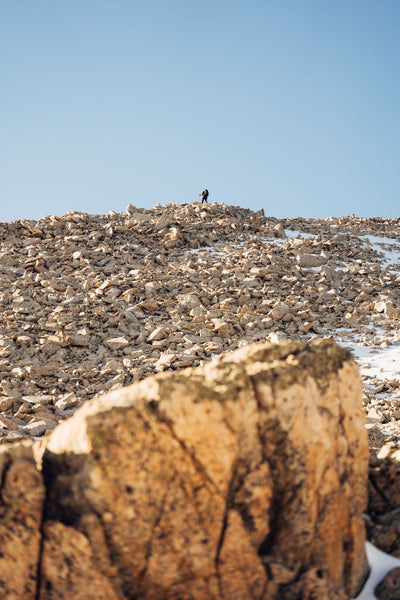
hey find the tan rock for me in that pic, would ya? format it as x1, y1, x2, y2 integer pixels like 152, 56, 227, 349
154, 212, 172, 230
147, 326, 169, 342
2, 430, 26, 443
38, 339, 368, 600
22, 420, 48, 437
103, 374, 125, 390
136, 299, 159, 313
374, 299, 386, 313
212, 319, 233, 337
0, 202, 400, 569
177, 293, 203, 309
273, 224, 287, 239
100, 359, 124, 375
296, 253, 327, 268
0, 415, 19, 431
25, 365, 54, 377
126, 205, 153, 222
65, 332, 90, 347
154, 352, 177, 372
39, 521, 119, 600
384, 301, 399, 319
0, 397, 15, 411
104, 337, 130, 350
269, 301, 290, 320
22, 395, 54, 405
369, 459, 400, 517
54, 393, 79, 412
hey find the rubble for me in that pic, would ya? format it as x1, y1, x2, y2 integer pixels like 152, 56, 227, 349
1, 202, 400, 571
0, 204, 399, 439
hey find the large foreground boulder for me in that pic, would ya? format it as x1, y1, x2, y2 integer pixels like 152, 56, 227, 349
0, 339, 368, 599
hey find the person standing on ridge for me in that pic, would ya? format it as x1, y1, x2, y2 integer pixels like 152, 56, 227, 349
199, 189, 209, 204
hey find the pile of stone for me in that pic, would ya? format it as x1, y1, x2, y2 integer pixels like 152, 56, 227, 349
0, 202, 399, 447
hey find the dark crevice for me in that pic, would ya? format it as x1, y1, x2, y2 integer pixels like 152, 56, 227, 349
250, 376, 294, 568
41, 451, 90, 526
179, 477, 209, 529
214, 460, 239, 597
342, 534, 358, 598
249, 377, 268, 458
40, 451, 128, 599
155, 411, 219, 494
221, 415, 236, 437
250, 376, 278, 562
368, 470, 391, 509
0, 458, 11, 508
34, 475, 47, 600
261, 577, 270, 599
318, 405, 336, 420
277, 564, 310, 598
0, 455, 47, 600
35, 450, 66, 600
138, 473, 174, 587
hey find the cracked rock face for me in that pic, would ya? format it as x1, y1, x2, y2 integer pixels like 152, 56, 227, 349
0, 339, 369, 599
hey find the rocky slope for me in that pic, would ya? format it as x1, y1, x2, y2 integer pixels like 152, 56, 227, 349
0, 202, 399, 441
0, 201, 399, 568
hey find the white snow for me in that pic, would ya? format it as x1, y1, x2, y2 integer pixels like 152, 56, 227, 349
361, 235, 400, 271
351, 344, 400, 381
186, 246, 224, 256
284, 229, 316, 240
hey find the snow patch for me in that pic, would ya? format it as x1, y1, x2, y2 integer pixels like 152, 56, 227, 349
361, 235, 400, 272
351, 344, 400, 381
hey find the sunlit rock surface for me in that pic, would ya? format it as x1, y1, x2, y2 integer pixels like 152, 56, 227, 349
0, 339, 368, 599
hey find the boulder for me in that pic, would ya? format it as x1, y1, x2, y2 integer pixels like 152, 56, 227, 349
296, 253, 327, 268
273, 224, 286, 239
269, 301, 290, 320
376, 567, 400, 600
146, 326, 169, 342
177, 293, 203, 309
30, 339, 367, 599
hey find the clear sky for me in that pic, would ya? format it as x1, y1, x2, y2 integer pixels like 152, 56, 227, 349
1, 0, 399, 222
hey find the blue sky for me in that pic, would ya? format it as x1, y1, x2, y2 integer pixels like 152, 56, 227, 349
1, 1, 399, 221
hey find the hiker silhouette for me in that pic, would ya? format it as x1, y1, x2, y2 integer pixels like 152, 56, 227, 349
199, 189, 209, 204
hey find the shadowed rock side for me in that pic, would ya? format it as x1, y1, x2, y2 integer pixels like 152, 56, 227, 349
0, 339, 368, 599
0, 443, 45, 600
